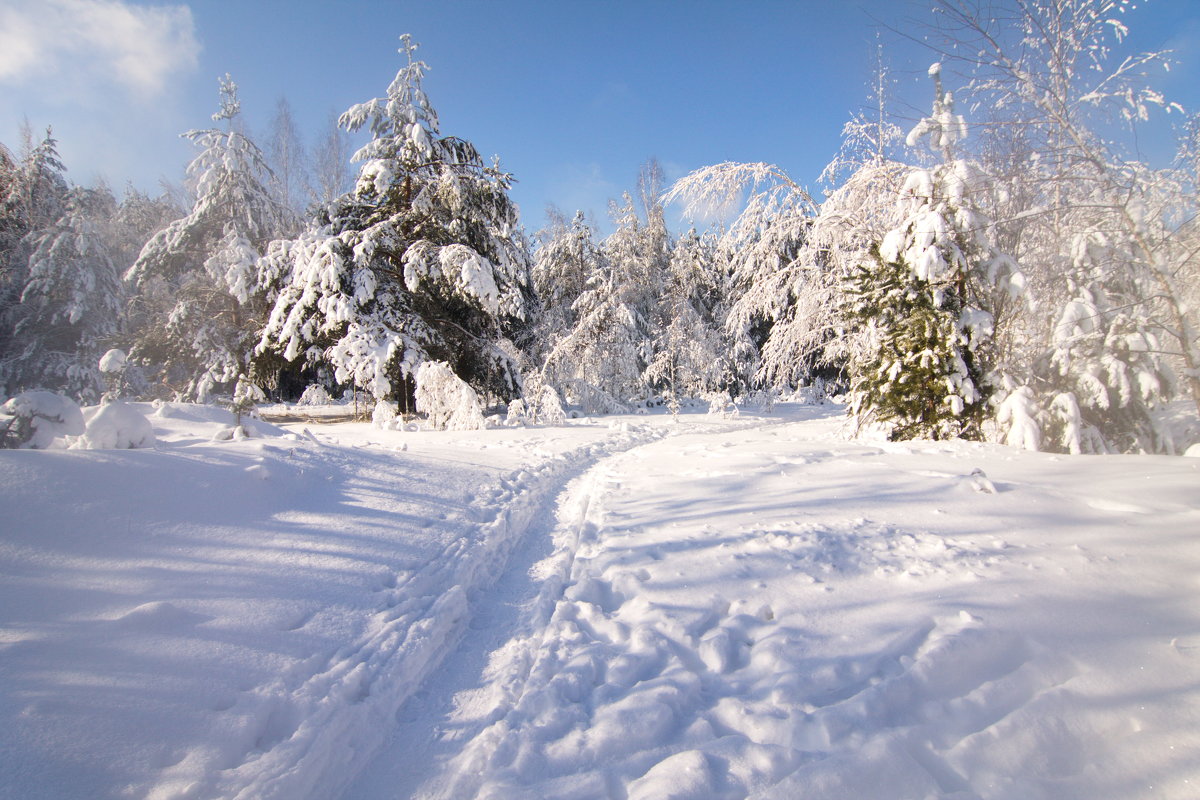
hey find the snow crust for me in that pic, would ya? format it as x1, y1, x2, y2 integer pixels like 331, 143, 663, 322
1, 403, 1198, 799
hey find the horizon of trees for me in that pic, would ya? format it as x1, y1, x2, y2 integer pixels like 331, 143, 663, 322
2, 0, 1198, 455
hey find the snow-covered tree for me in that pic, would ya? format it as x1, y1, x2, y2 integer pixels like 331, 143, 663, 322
530, 209, 603, 363
0, 129, 69, 373
644, 228, 725, 412
259, 36, 532, 406
545, 192, 660, 412
846, 64, 1023, 441
926, 0, 1191, 451
125, 74, 291, 400
667, 161, 817, 391
311, 111, 354, 209
1, 187, 123, 401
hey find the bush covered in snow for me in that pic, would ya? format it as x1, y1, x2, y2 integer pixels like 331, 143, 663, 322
74, 402, 156, 450
707, 391, 738, 418
372, 399, 398, 429
1, 391, 85, 449
296, 384, 334, 406
415, 361, 486, 431
507, 371, 567, 427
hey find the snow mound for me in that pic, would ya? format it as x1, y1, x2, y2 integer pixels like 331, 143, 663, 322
76, 402, 156, 449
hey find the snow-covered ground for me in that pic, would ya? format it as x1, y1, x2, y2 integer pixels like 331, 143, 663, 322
1, 401, 1198, 799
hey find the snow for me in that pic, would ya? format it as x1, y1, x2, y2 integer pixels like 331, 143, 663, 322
1, 402, 1198, 799
97, 349, 127, 374
74, 401, 156, 449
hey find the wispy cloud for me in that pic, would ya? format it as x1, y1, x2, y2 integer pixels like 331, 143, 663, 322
0, 0, 200, 100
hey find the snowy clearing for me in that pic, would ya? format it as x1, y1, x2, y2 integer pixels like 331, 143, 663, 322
1, 401, 1198, 799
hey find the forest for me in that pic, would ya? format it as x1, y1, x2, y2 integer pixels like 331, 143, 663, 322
2, 0, 1198, 455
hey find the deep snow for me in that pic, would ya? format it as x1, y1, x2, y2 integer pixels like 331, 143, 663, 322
1, 401, 1198, 799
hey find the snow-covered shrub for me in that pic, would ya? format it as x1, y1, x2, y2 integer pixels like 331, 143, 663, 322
537, 385, 566, 426
229, 377, 265, 435
995, 386, 1040, 452
372, 399, 397, 429
505, 398, 528, 426
742, 387, 777, 413
1, 391, 85, 449
510, 370, 567, 427
296, 384, 333, 406
707, 391, 738, 418
74, 402, 156, 450
415, 361, 486, 431
98, 349, 127, 375
98, 349, 129, 401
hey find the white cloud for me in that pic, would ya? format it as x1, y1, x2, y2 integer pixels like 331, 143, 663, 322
0, 0, 199, 99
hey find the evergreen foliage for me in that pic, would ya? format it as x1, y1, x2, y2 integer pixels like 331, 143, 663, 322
259, 36, 532, 404
1, 187, 122, 401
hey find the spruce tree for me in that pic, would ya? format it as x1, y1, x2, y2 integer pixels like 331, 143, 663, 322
259, 36, 532, 405
847, 64, 1022, 441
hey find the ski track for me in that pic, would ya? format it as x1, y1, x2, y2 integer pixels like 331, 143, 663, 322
144, 423, 672, 800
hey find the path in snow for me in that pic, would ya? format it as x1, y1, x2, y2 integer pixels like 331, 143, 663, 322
348, 408, 1200, 799
2, 404, 1197, 799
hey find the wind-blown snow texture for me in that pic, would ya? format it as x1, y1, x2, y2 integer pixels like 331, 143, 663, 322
1, 402, 1198, 799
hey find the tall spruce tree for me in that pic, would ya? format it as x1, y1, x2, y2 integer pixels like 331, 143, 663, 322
258, 36, 532, 405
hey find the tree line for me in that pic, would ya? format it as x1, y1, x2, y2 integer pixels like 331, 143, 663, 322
1, 2, 1197, 454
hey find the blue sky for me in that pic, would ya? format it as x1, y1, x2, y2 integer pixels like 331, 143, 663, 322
3, 0, 1199, 234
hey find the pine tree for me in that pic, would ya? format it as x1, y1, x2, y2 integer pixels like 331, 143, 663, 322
0, 129, 69, 376
259, 36, 532, 405
126, 74, 290, 400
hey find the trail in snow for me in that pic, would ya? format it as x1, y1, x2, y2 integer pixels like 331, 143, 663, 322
344, 438, 636, 799
348, 409, 1200, 800
3, 403, 1198, 800
148, 424, 670, 800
